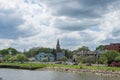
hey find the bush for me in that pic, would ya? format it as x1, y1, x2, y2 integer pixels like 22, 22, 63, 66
99, 50, 120, 64
115, 56, 120, 62
84, 56, 96, 63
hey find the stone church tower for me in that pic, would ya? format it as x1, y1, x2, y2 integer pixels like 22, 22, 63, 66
56, 39, 61, 52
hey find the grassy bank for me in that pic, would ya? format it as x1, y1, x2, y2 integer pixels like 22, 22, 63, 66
0, 62, 120, 71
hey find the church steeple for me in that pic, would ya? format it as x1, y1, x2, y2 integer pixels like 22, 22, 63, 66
56, 39, 61, 52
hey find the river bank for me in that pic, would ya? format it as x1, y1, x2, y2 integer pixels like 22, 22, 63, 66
38, 67, 120, 77
0, 63, 120, 76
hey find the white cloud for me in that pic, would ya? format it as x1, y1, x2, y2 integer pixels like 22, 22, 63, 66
0, 0, 120, 51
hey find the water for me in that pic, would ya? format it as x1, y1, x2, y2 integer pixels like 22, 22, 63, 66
0, 68, 120, 80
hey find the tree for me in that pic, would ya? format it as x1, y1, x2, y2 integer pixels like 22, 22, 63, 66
84, 56, 96, 63
75, 56, 84, 64
99, 56, 108, 65
115, 56, 120, 62
3, 55, 12, 61
16, 54, 27, 63
61, 56, 67, 62
99, 50, 120, 64
0, 47, 20, 56
26, 47, 52, 58
78, 46, 90, 51
96, 45, 105, 50
8, 56, 17, 62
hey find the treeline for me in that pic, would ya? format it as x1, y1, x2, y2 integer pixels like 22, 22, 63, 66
0, 47, 73, 59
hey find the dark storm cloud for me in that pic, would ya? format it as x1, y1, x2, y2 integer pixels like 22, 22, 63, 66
53, 18, 98, 31
40, 0, 117, 31
0, 13, 27, 39
42, 0, 115, 18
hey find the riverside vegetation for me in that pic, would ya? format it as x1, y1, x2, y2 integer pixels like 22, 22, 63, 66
0, 62, 120, 76
0, 62, 120, 71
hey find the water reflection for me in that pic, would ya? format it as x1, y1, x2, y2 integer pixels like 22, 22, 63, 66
0, 68, 120, 80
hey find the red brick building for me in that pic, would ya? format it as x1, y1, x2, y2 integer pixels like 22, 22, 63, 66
104, 43, 120, 52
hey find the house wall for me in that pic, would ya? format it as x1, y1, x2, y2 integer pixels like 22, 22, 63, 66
105, 43, 120, 52
35, 52, 55, 62
56, 52, 65, 60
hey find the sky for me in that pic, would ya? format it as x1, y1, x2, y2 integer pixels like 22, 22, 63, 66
0, 0, 120, 51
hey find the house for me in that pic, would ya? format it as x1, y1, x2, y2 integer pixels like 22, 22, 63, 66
56, 52, 65, 60
47, 54, 55, 62
73, 50, 103, 63
35, 52, 55, 62
0, 54, 3, 62
104, 43, 120, 52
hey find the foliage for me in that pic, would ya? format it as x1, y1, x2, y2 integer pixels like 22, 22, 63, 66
96, 45, 105, 50
26, 47, 52, 58
61, 56, 67, 62
99, 56, 108, 65
1, 62, 120, 71
8, 56, 17, 62
61, 49, 73, 59
3, 55, 12, 61
75, 56, 84, 64
3, 54, 27, 63
0, 47, 20, 56
84, 56, 96, 63
100, 50, 120, 64
73, 46, 90, 53
78, 46, 90, 51
16, 54, 28, 62
115, 56, 120, 62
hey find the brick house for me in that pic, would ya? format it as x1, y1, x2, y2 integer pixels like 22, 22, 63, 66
104, 43, 120, 52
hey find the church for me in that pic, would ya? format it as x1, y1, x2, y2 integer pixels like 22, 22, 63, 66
56, 39, 65, 60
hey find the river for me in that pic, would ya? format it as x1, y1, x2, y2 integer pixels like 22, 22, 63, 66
0, 68, 120, 80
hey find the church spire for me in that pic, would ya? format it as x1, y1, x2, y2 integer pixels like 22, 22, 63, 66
56, 39, 61, 52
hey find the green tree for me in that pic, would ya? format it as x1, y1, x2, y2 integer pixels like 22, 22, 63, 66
96, 45, 105, 50
75, 56, 84, 65
16, 54, 27, 63
3, 55, 12, 61
0, 47, 20, 56
26, 47, 52, 58
84, 56, 96, 63
61, 56, 67, 62
115, 56, 120, 62
78, 46, 90, 51
8, 56, 17, 62
99, 56, 108, 65
100, 50, 120, 64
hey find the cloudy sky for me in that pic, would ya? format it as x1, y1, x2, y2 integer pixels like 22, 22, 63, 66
0, 0, 120, 51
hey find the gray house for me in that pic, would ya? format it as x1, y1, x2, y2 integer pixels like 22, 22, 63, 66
0, 54, 3, 62
35, 52, 55, 62
73, 50, 103, 63
56, 52, 65, 60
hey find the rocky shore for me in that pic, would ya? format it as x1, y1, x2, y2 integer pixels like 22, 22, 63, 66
38, 67, 120, 77
0, 65, 120, 77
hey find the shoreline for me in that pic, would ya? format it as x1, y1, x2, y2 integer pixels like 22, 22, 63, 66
0, 65, 120, 77
0, 65, 40, 70
37, 67, 120, 77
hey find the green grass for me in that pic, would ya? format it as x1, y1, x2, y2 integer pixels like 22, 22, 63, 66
0, 62, 120, 71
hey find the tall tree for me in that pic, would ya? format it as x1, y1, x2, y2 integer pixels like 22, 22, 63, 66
99, 50, 120, 64
96, 45, 105, 50
78, 46, 90, 51
0, 47, 20, 56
